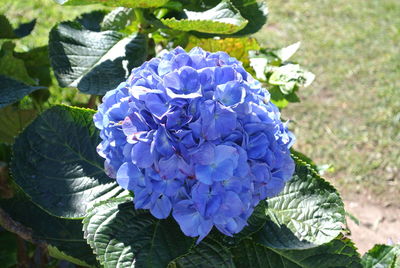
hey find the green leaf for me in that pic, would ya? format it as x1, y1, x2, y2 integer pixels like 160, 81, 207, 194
362, 244, 400, 268
83, 197, 194, 267
101, 7, 135, 31
49, 21, 148, 95
290, 149, 318, 171
11, 105, 125, 218
230, 0, 268, 36
255, 156, 346, 249
161, 0, 248, 34
269, 64, 315, 94
54, 0, 169, 8
0, 75, 44, 108
15, 46, 52, 87
47, 245, 96, 267
232, 237, 362, 268
0, 42, 36, 85
185, 35, 259, 66
76, 10, 107, 32
0, 190, 98, 267
13, 19, 37, 38
169, 237, 235, 268
0, 230, 17, 268
268, 86, 300, 109
0, 106, 37, 144
0, 15, 16, 39
0, 143, 11, 163
0, 15, 36, 39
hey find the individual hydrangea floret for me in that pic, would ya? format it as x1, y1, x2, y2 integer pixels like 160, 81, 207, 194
94, 47, 295, 242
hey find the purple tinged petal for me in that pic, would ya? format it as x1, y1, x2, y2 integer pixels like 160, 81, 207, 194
116, 162, 143, 190
150, 194, 172, 219
131, 142, 153, 168
195, 164, 214, 185
214, 81, 246, 106
154, 127, 174, 157
190, 142, 215, 165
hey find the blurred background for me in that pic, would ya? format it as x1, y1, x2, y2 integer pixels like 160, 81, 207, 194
1, 0, 399, 255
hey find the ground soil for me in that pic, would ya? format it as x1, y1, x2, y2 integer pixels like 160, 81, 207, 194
344, 194, 400, 254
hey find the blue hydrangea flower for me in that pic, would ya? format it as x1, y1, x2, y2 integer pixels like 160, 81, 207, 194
94, 47, 295, 242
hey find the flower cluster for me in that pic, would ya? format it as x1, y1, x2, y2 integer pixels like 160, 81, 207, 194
94, 47, 295, 241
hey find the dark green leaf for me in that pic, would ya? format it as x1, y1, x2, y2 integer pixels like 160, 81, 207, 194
13, 19, 36, 38
290, 150, 318, 171
49, 21, 147, 95
0, 42, 36, 85
0, 75, 44, 108
0, 15, 16, 39
161, 0, 248, 34
11, 105, 125, 218
54, 0, 169, 8
255, 156, 346, 249
232, 237, 362, 268
15, 46, 52, 86
362, 244, 400, 268
170, 237, 235, 268
0, 143, 11, 163
0, 106, 37, 144
76, 10, 107, 32
0, 16, 36, 39
83, 197, 194, 267
230, 0, 268, 36
0, 230, 17, 268
0, 190, 98, 267
268, 86, 290, 109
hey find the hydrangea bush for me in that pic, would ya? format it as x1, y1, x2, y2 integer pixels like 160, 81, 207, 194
0, 0, 398, 267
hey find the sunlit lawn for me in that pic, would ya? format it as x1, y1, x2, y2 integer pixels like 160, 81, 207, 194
256, 0, 400, 202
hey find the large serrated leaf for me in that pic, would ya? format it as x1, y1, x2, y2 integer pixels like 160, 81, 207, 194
362, 244, 400, 268
255, 157, 346, 250
0, 75, 44, 108
161, 0, 248, 34
0, 106, 37, 144
54, 0, 169, 8
11, 105, 125, 218
83, 197, 194, 268
0, 191, 98, 267
232, 237, 362, 268
49, 20, 147, 95
169, 237, 235, 268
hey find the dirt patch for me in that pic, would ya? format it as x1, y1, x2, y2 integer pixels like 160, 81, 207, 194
344, 195, 400, 254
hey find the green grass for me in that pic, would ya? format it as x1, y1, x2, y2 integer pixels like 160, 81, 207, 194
1, 0, 398, 202
1, 0, 100, 50
255, 0, 400, 203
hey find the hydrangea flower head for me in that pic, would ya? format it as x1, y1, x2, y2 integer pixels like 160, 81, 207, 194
94, 47, 295, 242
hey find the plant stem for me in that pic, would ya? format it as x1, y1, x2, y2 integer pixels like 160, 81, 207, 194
134, 8, 148, 33
87, 95, 97, 109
